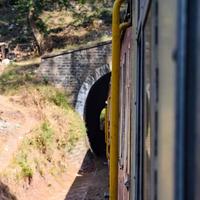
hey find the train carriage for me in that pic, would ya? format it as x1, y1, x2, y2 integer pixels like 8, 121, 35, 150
106, 0, 200, 200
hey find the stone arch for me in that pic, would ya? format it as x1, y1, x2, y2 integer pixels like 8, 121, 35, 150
75, 64, 111, 117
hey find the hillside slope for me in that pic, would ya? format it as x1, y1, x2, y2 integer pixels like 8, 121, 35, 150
0, 61, 88, 200
0, 1, 112, 59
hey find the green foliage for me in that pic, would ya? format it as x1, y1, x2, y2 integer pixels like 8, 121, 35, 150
34, 86, 70, 109
14, 0, 69, 14
2, 100, 86, 183
14, 0, 102, 15
100, 108, 106, 131
15, 151, 33, 179
100, 108, 106, 121
66, 110, 86, 152
58, 0, 69, 6
35, 121, 54, 153
1, 0, 112, 55
78, 0, 86, 4
99, 8, 112, 24
13, 0, 98, 36
35, 18, 48, 34
49, 90, 69, 110
0, 62, 39, 94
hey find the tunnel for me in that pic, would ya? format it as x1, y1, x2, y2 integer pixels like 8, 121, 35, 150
84, 72, 111, 157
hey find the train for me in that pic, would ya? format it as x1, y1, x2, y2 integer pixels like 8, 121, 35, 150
104, 0, 200, 200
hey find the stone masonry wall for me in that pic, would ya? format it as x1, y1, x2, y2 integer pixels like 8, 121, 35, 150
38, 41, 111, 105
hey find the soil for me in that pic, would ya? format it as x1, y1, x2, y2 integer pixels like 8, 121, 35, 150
0, 94, 109, 200
0, 95, 39, 172
21, 145, 109, 200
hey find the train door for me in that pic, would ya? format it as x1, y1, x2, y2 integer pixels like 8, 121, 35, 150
118, 27, 132, 200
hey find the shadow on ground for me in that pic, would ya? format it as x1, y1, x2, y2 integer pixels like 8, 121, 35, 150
65, 150, 108, 200
0, 180, 17, 200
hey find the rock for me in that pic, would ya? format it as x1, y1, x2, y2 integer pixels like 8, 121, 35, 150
8, 24, 14, 30
2, 58, 11, 66
0, 120, 20, 133
0, 120, 10, 130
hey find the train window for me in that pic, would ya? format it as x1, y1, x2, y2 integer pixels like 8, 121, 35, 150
142, 6, 152, 200
125, 47, 131, 181
119, 53, 127, 169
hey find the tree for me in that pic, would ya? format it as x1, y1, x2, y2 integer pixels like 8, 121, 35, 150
13, 0, 70, 55
11, 0, 113, 55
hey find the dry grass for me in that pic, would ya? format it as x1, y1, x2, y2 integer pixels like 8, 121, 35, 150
0, 1, 112, 58
38, 2, 112, 52
0, 85, 86, 184
14, 57, 41, 67
0, 62, 40, 95
0, 59, 86, 184
41, 10, 75, 30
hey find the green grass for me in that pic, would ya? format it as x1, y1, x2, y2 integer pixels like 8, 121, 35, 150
0, 0, 112, 56
65, 109, 86, 152
49, 90, 69, 110
99, 108, 106, 131
100, 108, 106, 121
0, 60, 40, 94
34, 121, 54, 153
34, 85, 71, 109
0, 58, 86, 183
2, 108, 86, 182
14, 150, 33, 180
0, 61, 71, 110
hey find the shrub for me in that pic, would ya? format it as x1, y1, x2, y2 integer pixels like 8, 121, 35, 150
15, 151, 33, 180
49, 91, 69, 110
35, 121, 54, 153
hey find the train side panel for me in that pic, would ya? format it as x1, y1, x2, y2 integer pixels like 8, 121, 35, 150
118, 27, 133, 200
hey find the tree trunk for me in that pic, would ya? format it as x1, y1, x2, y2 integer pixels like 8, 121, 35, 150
28, 8, 44, 55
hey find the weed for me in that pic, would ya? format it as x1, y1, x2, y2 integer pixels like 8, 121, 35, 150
49, 91, 69, 109
0, 62, 40, 94
100, 108, 106, 131
100, 108, 106, 121
15, 151, 33, 180
35, 18, 48, 35
33, 86, 70, 109
43, 75, 49, 84
0, 87, 86, 184
35, 121, 54, 153
66, 110, 86, 152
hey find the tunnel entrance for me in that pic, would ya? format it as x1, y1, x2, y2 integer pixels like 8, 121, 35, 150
84, 73, 111, 157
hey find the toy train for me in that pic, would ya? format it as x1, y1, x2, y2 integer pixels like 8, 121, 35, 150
104, 0, 200, 200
